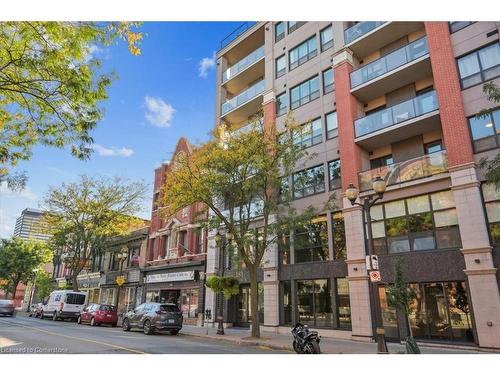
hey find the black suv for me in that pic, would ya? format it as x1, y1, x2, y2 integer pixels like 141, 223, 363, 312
122, 302, 183, 335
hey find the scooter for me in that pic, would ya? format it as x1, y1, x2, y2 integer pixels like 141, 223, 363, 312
291, 322, 321, 354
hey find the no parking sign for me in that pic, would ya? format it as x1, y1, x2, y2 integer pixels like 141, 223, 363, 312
369, 270, 381, 282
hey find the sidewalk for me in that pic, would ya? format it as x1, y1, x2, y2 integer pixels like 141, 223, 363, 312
180, 325, 491, 354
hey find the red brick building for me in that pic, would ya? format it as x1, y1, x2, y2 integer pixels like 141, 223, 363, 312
143, 137, 208, 325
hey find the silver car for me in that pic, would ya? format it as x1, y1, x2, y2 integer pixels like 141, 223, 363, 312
0, 299, 15, 316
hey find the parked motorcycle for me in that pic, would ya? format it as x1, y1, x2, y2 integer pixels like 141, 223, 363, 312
291, 323, 321, 354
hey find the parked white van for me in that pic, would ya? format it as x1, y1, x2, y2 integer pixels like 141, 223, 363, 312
41, 290, 87, 321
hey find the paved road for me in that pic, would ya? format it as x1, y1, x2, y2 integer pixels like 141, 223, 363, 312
0, 315, 288, 354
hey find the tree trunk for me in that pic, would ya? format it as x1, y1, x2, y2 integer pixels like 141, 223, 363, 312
249, 265, 260, 338
72, 272, 79, 291
404, 306, 413, 338
11, 281, 19, 302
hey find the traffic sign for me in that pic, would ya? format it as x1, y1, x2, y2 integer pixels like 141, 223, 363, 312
365, 255, 379, 270
369, 270, 381, 282
116, 275, 126, 286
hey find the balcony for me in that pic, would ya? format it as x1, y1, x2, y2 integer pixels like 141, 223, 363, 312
354, 90, 440, 148
344, 21, 386, 44
350, 36, 431, 102
220, 79, 265, 123
223, 46, 264, 83
344, 22, 423, 58
359, 150, 448, 191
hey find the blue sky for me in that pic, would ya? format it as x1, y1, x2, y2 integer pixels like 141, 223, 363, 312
0, 21, 243, 238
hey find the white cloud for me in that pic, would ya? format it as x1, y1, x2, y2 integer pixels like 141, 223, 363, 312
92, 144, 134, 158
198, 52, 216, 79
0, 181, 38, 201
144, 96, 175, 128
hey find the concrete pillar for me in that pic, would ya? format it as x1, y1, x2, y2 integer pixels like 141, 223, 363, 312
343, 199, 373, 340
450, 165, 500, 349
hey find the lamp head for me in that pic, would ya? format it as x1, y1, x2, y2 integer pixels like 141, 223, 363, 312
372, 176, 386, 198
345, 183, 359, 205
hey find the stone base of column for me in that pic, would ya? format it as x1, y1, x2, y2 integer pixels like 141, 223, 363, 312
263, 267, 279, 327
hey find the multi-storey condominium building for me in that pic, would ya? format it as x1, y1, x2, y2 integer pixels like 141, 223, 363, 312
206, 21, 500, 349
13, 208, 51, 242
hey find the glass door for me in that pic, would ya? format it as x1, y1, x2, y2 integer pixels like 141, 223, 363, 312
424, 283, 452, 340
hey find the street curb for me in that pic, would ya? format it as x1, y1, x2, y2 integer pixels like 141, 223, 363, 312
180, 332, 295, 352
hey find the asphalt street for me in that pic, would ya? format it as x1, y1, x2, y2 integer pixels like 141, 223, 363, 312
0, 314, 289, 354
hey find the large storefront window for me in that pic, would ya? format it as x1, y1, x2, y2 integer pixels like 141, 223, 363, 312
294, 216, 329, 263
336, 278, 351, 329
237, 283, 264, 324
482, 183, 500, 245
181, 289, 199, 318
297, 279, 332, 328
379, 281, 474, 343
369, 191, 462, 255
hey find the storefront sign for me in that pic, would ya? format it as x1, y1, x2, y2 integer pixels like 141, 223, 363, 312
128, 269, 140, 283
146, 271, 195, 284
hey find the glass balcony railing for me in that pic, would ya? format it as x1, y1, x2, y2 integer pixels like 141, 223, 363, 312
221, 79, 265, 115
222, 46, 265, 83
350, 36, 429, 88
359, 150, 448, 191
344, 21, 386, 44
355, 89, 438, 137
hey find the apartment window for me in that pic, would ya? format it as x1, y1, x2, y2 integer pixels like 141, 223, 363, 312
289, 36, 317, 70
290, 75, 320, 110
332, 212, 346, 260
449, 21, 474, 33
294, 118, 322, 149
288, 21, 305, 34
294, 216, 329, 263
320, 25, 334, 52
468, 108, 500, 152
278, 176, 291, 203
276, 92, 288, 116
424, 140, 443, 154
328, 160, 341, 190
296, 279, 332, 327
326, 111, 338, 139
276, 55, 286, 78
457, 42, 500, 89
323, 68, 335, 94
369, 191, 462, 255
482, 183, 500, 245
275, 22, 285, 42
370, 155, 393, 169
293, 164, 325, 199
335, 278, 351, 329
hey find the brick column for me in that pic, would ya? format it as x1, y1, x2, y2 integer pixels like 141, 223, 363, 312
425, 22, 474, 167
426, 22, 500, 348
333, 50, 373, 340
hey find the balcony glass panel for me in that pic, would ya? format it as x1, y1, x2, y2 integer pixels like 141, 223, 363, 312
222, 46, 265, 83
359, 150, 448, 191
355, 90, 438, 137
350, 37, 429, 88
221, 79, 265, 115
344, 21, 386, 44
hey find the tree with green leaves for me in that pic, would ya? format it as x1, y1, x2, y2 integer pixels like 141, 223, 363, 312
0, 22, 142, 188
42, 175, 148, 291
160, 114, 335, 338
205, 276, 240, 299
0, 237, 52, 301
386, 262, 417, 337
477, 82, 500, 189
34, 270, 54, 302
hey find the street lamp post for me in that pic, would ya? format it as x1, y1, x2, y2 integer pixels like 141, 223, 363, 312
214, 230, 233, 335
27, 268, 40, 312
345, 176, 389, 354
115, 246, 129, 314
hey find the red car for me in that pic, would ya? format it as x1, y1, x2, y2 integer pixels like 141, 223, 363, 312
77, 303, 118, 327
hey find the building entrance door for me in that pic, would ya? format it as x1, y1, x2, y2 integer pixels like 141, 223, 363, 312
160, 290, 180, 305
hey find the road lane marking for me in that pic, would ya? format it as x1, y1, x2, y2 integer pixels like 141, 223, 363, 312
0, 319, 147, 354
0, 336, 23, 348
